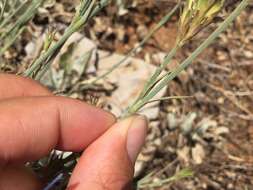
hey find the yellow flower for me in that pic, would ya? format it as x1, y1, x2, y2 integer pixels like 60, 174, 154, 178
177, 0, 225, 46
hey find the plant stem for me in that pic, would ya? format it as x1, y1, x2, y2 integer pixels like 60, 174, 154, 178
0, 0, 7, 21
86, 3, 180, 86
124, 45, 179, 116
138, 168, 193, 189
0, 0, 43, 39
126, 0, 249, 115
145, 95, 193, 104
0, 0, 28, 30
0, 27, 25, 56
23, 0, 110, 79
23, 26, 76, 77
139, 45, 179, 99
23, 0, 97, 78
0, 0, 43, 57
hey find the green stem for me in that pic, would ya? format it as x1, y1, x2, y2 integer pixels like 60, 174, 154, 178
86, 3, 180, 85
146, 95, 193, 104
0, 0, 43, 39
23, 0, 96, 78
126, 0, 249, 115
90, 0, 111, 17
23, 27, 76, 77
0, 27, 25, 56
0, 0, 28, 30
0, 0, 7, 21
125, 44, 179, 116
140, 45, 179, 99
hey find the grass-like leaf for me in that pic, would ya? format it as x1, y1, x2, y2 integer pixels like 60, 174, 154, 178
125, 0, 249, 115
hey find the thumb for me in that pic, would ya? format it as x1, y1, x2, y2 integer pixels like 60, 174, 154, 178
68, 115, 148, 190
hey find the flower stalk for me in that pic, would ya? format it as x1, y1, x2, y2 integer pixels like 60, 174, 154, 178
125, 0, 249, 116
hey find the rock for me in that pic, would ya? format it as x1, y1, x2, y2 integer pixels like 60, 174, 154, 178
96, 50, 166, 118
25, 41, 37, 58
244, 50, 253, 58
177, 146, 190, 164
41, 34, 167, 119
192, 144, 205, 164
181, 112, 197, 135
41, 33, 97, 89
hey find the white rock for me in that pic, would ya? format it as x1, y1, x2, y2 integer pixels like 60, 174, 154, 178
96, 50, 166, 118
192, 144, 205, 164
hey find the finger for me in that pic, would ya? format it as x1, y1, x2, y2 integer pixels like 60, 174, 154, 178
68, 116, 148, 190
0, 165, 41, 190
0, 96, 116, 165
0, 74, 51, 99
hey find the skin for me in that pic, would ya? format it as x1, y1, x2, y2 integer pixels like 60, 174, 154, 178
0, 74, 148, 190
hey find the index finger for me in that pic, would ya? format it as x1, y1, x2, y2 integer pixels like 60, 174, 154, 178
0, 74, 51, 99
0, 96, 116, 165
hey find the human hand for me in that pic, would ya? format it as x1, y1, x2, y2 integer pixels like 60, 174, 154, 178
0, 74, 148, 190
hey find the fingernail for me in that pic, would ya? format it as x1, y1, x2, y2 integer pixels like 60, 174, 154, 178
126, 115, 148, 164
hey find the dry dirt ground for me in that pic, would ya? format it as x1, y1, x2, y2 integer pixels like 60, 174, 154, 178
1, 1, 253, 189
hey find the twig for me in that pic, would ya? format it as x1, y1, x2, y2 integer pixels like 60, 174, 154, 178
207, 83, 253, 117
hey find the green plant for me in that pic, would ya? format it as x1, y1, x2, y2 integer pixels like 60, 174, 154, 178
23, 0, 110, 79
124, 0, 249, 116
0, 0, 44, 56
0, 0, 249, 189
138, 168, 194, 189
85, 2, 180, 86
